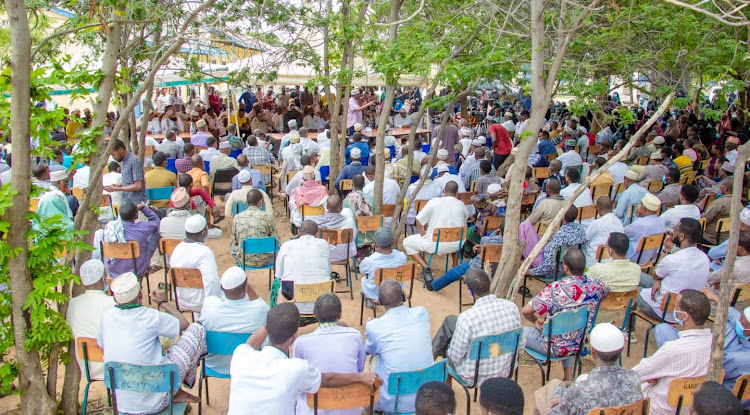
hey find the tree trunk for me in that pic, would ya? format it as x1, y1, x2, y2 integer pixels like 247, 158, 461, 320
500, 95, 673, 299
4, 0, 58, 411
708, 142, 750, 380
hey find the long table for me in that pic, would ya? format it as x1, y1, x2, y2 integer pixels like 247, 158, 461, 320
267, 131, 319, 141
151, 132, 192, 140
361, 127, 430, 139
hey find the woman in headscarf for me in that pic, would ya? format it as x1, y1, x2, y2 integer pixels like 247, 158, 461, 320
34, 190, 74, 233
289, 166, 328, 229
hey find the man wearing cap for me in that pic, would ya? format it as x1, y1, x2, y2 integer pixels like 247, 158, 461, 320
199, 267, 269, 376
614, 169, 649, 225
191, 119, 211, 147
173, 174, 224, 232
144, 151, 177, 208
429, 149, 458, 179
536, 323, 643, 415
457, 128, 473, 159
501, 111, 516, 138
336, 147, 367, 190
275, 220, 330, 314
433, 164, 466, 194
622, 193, 666, 265
555, 139, 583, 173
284, 104, 304, 134
232, 153, 265, 192
631, 289, 712, 414
66, 259, 115, 380
228, 303, 381, 414
393, 106, 411, 128
100, 273, 207, 413
489, 119, 512, 170
405, 176, 443, 234
225, 170, 273, 220
106, 139, 148, 205
534, 130, 557, 168
169, 215, 221, 316
702, 178, 733, 245
231, 189, 278, 268
298, 127, 320, 157
293, 293, 367, 415
198, 136, 221, 163
637, 151, 669, 188
403, 181, 470, 283
290, 167, 328, 227
523, 249, 609, 382
345, 131, 370, 166
725, 136, 740, 165
347, 89, 376, 135
384, 147, 408, 182
359, 228, 408, 301
160, 187, 192, 239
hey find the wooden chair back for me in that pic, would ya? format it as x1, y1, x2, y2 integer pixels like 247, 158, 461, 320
158, 238, 181, 256
480, 244, 503, 268
587, 145, 601, 157
679, 171, 697, 185
701, 193, 716, 211
375, 263, 416, 285
100, 241, 139, 260
545, 153, 557, 162
76, 337, 104, 362
470, 180, 477, 192
733, 374, 750, 401
614, 182, 627, 196
635, 155, 648, 166
577, 205, 597, 222
480, 216, 504, 236
432, 226, 466, 243
533, 167, 550, 180
307, 382, 379, 412
29, 198, 39, 212
339, 179, 354, 191
598, 290, 638, 312
667, 371, 724, 408
716, 217, 731, 242
382, 204, 396, 218
697, 159, 710, 173
535, 221, 550, 235
71, 187, 84, 200
520, 192, 537, 208
301, 204, 326, 217
144, 146, 155, 157
697, 217, 707, 235
415, 199, 428, 213
586, 398, 650, 415
647, 180, 663, 193
170, 268, 204, 290
318, 228, 353, 245
294, 280, 335, 303
659, 292, 679, 314
589, 183, 613, 202
596, 245, 611, 262
251, 165, 272, 175
731, 282, 750, 306
355, 215, 384, 233
286, 170, 300, 184
457, 191, 477, 205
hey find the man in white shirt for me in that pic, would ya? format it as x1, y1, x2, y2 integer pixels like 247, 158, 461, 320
515, 110, 529, 141
160, 187, 191, 240
72, 160, 90, 189
392, 106, 412, 128
66, 259, 115, 381
402, 181, 470, 283
298, 127, 321, 157
198, 136, 221, 163
434, 165, 467, 193
405, 177, 443, 233
102, 161, 123, 209
636, 218, 710, 323
660, 184, 701, 230
156, 88, 172, 113
275, 220, 331, 315
199, 267, 269, 375
582, 197, 624, 266
99, 273, 206, 414
169, 215, 222, 316
559, 167, 593, 208
501, 111, 516, 139
316, 195, 358, 263
458, 128, 473, 158
228, 302, 381, 415
366, 279, 433, 413
556, 139, 583, 173
363, 164, 401, 225
607, 151, 628, 184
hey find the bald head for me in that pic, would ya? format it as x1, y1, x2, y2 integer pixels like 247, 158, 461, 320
191, 154, 204, 168
595, 196, 613, 214
549, 159, 562, 173
545, 178, 561, 195
378, 279, 404, 307
236, 154, 248, 167
475, 147, 486, 159
300, 220, 318, 236
326, 195, 342, 213
444, 181, 458, 196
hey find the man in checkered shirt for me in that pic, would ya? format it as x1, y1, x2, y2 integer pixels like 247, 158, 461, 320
432, 268, 522, 386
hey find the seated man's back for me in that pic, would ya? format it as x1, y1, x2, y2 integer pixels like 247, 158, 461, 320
169, 215, 221, 313
366, 280, 433, 414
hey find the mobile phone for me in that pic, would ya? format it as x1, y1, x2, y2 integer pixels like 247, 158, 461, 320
281, 280, 294, 300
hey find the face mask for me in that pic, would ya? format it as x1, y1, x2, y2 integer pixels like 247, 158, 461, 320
673, 309, 685, 326
736, 320, 749, 340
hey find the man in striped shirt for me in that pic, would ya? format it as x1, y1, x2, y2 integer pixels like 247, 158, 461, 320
631, 289, 712, 415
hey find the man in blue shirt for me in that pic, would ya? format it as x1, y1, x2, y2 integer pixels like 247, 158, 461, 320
345, 132, 370, 166
614, 169, 648, 225
238, 86, 255, 113
623, 193, 666, 266
335, 150, 366, 191
535, 130, 557, 167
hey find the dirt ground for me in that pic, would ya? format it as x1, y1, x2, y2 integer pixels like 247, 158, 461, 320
0, 192, 656, 415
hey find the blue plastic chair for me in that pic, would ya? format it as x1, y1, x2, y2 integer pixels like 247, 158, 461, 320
410, 175, 419, 184
524, 305, 590, 385
232, 201, 249, 216
77, 337, 110, 415
229, 149, 242, 159
146, 186, 175, 205
166, 158, 177, 174
421, 144, 430, 154
104, 362, 186, 415
198, 331, 252, 414
320, 166, 330, 183
203, 160, 210, 174
241, 237, 279, 289
426, 227, 466, 273
447, 328, 523, 414
387, 145, 396, 159
387, 360, 449, 415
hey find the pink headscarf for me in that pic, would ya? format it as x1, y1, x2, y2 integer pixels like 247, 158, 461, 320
292, 180, 328, 208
